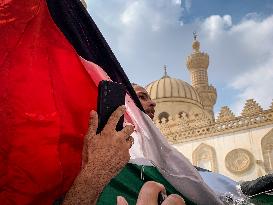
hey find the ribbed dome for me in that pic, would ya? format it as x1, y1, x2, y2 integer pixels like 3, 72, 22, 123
145, 75, 202, 104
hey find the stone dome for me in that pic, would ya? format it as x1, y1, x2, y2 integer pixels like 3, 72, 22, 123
145, 75, 202, 107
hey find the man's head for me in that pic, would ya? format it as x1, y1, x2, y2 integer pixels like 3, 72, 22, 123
132, 84, 156, 119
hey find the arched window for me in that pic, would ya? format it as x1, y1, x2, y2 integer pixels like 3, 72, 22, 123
261, 129, 273, 173
158, 112, 169, 122
193, 143, 218, 172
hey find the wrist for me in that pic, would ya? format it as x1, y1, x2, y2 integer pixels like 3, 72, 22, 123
79, 163, 113, 189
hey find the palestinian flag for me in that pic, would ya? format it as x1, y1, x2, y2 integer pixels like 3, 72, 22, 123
0, 0, 98, 204
1, 0, 272, 205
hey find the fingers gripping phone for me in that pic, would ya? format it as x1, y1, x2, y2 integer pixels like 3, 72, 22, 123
97, 81, 166, 205
158, 192, 167, 204
96, 80, 126, 134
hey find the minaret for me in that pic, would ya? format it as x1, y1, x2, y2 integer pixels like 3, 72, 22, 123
186, 33, 217, 120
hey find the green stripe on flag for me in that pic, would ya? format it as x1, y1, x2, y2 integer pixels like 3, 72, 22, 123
97, 163, 273, 205
249, 194, 273, 205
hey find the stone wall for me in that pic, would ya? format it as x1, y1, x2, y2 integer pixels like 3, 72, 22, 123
154, 99, 273, 181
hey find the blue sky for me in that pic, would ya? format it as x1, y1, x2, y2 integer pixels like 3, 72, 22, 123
86, 0, 273, 116
181, 0, 273, 24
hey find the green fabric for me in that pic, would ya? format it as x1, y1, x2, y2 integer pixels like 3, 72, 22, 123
249, 194, 273, 205
97, 163, 273, 205
97, 163, 195, 205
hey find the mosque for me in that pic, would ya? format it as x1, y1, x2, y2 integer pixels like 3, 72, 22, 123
145, 36, 273, 181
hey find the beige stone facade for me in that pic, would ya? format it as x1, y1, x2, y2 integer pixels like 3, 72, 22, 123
145, 37, 273, 181
171, 115, 273, 181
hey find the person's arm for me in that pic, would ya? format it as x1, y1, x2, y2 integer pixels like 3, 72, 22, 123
63, 106, 134, 205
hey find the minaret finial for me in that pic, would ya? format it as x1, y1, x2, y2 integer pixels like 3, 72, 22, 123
192, 31, 200, 52
193, 31, 197, 41
161, 65, 169, 78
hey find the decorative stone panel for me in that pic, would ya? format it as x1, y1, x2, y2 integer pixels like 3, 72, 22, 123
225, 149, 254, 174
241, 99, 263, 116
217, 106, 236, 122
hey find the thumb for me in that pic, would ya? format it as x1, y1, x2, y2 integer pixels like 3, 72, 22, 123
117, 196, 129, 205
162, 194, 185, 205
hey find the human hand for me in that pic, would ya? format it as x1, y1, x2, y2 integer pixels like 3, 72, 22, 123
81, 105, 134, 178
63, 106, 134, 205
117, 181, 186, 205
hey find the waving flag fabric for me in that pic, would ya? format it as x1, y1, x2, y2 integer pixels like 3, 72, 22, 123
0, 0, 98, 204
46, 0, 144, 112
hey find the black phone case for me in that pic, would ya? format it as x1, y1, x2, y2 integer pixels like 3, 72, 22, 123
158, 192, 167, 204
97, 80, 126, 134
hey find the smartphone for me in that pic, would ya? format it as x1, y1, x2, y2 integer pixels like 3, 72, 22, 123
96, 80, 126, 134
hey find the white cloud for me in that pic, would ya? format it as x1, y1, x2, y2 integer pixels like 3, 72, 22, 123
230, 57, 273, 114
120, 1, 170, 31
172, 0, 181, 6
88, 0, 186, 66
201, 15, 232, 39
120, 1, 140, 25
199, 14, 273, 113
230, 16, 273, 54
229, 16, 273, 113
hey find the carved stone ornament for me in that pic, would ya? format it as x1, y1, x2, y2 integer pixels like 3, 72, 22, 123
241, 99, 263, 116
225, 149, 254, 174
217, 106, 236, 122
